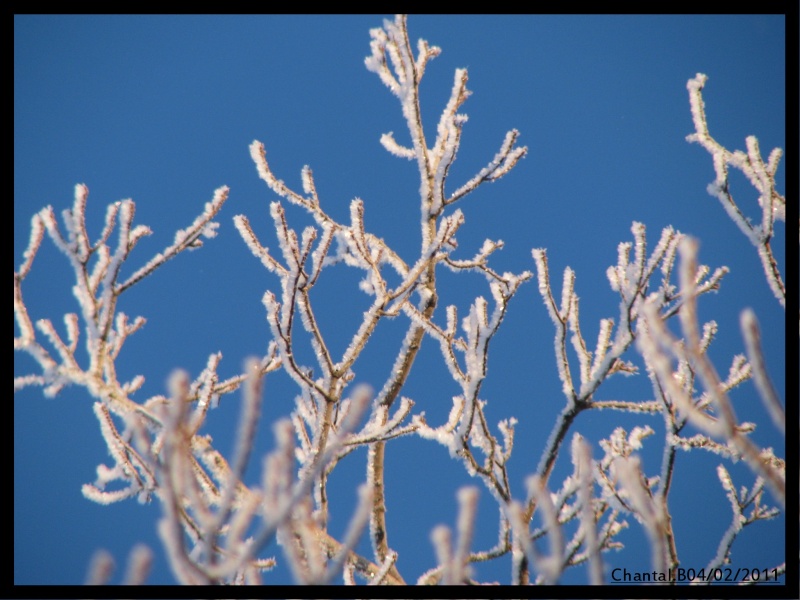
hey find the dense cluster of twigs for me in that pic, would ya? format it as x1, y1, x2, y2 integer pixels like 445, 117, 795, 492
14, 15, 785, 585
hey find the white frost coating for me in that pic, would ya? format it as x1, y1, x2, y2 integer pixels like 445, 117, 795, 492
616, 240, 630, 270
445, 304, 458, 338
413, 396, 464, 457
560, 267, 575, 320
374, 323, 418, 406
233, 215, 286, 275
685, 73, 785, 307
685, 73, 709, 142
615, 241, 634, 299
261, 291, 285, 356
425, 315, 467, 384
121, 186, 229, 291
637, 299, 726, 438
34, 319, 69, 367
351, 397, 413, 444
431, 68, 470, 215
296, 295, 315, 335
704, 466, 748, 574
661, 231, 681, 278
300, 165, 317, 202
380, 131, 415, 159
367, 16, 434, 208
644, 226, 676, 283
699, 320, 717, 353
555, 340, 573, 400
628, 426, 654, 450
64, 184, 90, 261
414, 36, 441, 79
339, 299, 383, 369
631, 222, 646, 282
467, 403, 492, 457
270, 202, 299, 273
300, 225, 316, 261
590, 318, 614, 380
249, 140, 274, 186
498, 417, 517, 460
309, 220, 334, 282
292, 410, 313, 464
716, 464, 739, 510
447, 130, 527, 205
364, 23, 401, 96
16, 213, 44, 282
359, 276, 375, 296
532, 249, 561, 327
18, 15, 781, 585
568, 295, 591, 390
606, 264, 621, 292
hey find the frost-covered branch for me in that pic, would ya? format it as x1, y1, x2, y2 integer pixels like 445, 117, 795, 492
15, 15, 784, 587
637, 239, 785, 508
686, 73, 786, 309
527, 222, 719, 521
15, 184, 229, 405
235, 15, 531, 582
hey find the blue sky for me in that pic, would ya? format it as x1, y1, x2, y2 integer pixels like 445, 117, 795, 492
15, 15, 787, 586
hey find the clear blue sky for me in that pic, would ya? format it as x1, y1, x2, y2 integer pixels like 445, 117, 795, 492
15, 15, 787, 586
